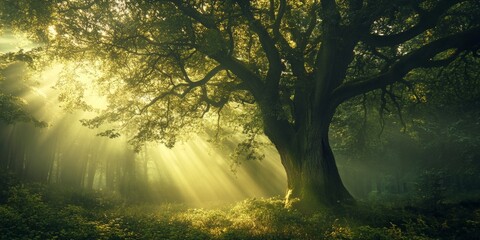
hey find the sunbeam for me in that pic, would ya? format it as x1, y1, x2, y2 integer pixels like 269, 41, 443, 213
0, 33, 287, 206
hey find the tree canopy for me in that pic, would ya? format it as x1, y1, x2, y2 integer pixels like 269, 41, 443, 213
1, 0, 479, 208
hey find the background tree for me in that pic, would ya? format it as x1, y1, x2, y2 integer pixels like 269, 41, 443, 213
0, 50, 47, 127
1, 0, 479, 209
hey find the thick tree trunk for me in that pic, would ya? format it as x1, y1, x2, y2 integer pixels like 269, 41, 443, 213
266, 118, 353, 210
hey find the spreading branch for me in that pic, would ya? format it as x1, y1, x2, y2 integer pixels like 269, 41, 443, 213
140, 65, 225, 113
168, 0, 268, 104
363, 0, 463, 47
331, 26, 480, 108
234, 0, 283, 99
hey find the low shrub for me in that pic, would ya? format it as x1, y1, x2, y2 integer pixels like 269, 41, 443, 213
1, 180, 479, 240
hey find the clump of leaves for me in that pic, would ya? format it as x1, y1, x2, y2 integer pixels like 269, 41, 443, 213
1, 175, 480, 240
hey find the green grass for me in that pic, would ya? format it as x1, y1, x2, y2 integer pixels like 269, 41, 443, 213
0, 182, 479, 239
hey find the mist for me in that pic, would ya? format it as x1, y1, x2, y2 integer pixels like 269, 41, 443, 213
2, 56, 479, 207
0, 5, 480, 240
0, 62, 287, 206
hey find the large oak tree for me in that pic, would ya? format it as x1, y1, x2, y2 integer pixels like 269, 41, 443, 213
2, 0, 479, 209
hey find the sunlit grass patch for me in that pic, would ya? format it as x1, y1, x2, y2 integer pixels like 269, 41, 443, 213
1, 179, 480, 240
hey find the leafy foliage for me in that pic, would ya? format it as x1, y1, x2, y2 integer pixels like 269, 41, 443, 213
1, 0, 480, 207
1, 173, 479, 240
1, 0, 478, 151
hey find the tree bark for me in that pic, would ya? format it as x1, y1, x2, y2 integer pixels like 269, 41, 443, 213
266, 116, 353, 210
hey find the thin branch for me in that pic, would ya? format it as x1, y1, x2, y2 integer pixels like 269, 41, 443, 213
168, 1, 218, 30
234, 0, 283, 95
273, 0, 286, 32
226, 17, 235, 56
385, 86, 407, 131
268, 0, 276, 21
378, 88, 387, 137
192, 65, 224, 86
140, 65, 224, 113
201, 86, 229, 108
398, 79, 422, 104
299, 3, 320, 51
363, 0, 463, 47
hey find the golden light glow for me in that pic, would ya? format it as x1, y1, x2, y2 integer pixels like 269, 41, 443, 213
0, 31, 37, 53
47, 25, 57, 38
146, 137, 286, 206
1, 35, 287, 206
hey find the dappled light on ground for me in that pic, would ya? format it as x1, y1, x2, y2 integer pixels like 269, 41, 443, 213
2, 180, 480, 240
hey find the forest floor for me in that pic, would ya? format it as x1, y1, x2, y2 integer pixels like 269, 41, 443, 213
1, 175, 479, 239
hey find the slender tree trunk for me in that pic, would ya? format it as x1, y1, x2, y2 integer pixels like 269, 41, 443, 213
105, 158, 115, 191
85, 154, 97, 190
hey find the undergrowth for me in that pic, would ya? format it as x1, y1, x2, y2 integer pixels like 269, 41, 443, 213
0, 174, 479, 239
